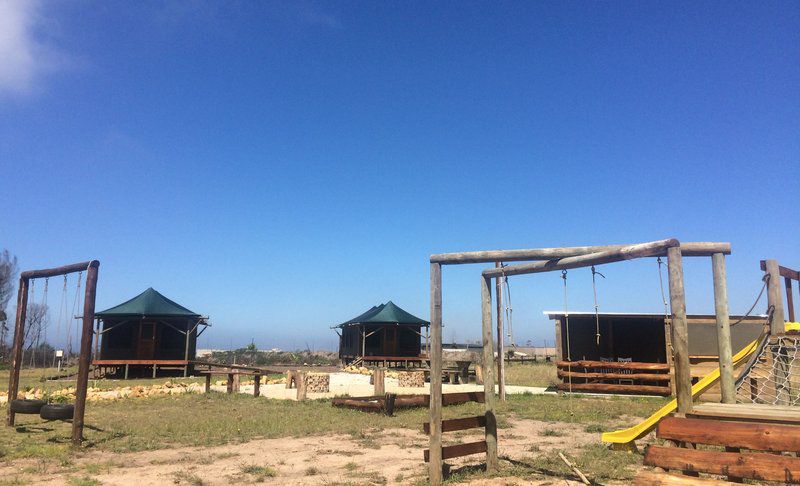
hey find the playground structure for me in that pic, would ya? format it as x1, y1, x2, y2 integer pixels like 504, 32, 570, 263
426, 239, 736, 484
5, 260, 99, 446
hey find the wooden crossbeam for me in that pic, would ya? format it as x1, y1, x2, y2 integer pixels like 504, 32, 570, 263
557, 382, 671, 395
657, 417, 800, 453
423, 441, 488, 462
644, 445, 800, 483
423, 415, 486, 435
557, 370, 671, 382
557, 360, 670, 371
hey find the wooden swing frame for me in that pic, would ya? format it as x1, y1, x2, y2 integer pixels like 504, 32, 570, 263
5, 260, 99, 447
426, 240, 732, 484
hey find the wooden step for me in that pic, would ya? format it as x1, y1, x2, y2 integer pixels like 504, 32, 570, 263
688, 403, 800, 425
657, 417, 800, 453
644, 445, 800, 483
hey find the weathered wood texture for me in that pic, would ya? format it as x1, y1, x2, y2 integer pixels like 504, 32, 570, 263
423, 415, 486, 435
482, 239, 680, 278
296, 372, 307, 400
20, 261, 95, 279
711, 253, 734, 403
373, 368, 385, 396
6, 278, 29, 426
765, 259, 787, 335
760, 260, 800, 280
430, 242, 730, 264
556, 382, 671, 395
557, 360, 670, 371
644, 445, 800, 483
667, 246, 692, 414
424, 441, 488, 462
633, 470, 738, 485
72, 260, 99, 446
688, 403, 800, 425
657, 417, 800, 453
480, 275, 498, 471
428, 262, 443, 485
557, 369, 670, 381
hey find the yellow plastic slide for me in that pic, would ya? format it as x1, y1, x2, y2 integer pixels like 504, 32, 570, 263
601, 337, 762, 450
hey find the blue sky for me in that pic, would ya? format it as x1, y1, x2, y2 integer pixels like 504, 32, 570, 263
1, 1, 798, 351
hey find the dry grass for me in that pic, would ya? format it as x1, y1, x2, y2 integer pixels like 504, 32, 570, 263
502, 362, 558, 387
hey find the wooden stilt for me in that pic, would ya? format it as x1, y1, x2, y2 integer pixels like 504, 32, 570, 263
667, 246, 692, 414
373, 368, 385, 396
72, 260, 99, 446
480, 275, 498, 472
711, 253, 734, 403
428, 263, 443, 485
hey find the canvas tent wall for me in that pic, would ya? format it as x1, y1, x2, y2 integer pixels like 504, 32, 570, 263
336, 301, 429, 366
93, 288, 209, 377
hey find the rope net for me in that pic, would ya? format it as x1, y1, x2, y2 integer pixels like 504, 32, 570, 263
735, 334, 800, 406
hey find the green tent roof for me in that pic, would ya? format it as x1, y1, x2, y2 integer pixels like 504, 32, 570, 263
96, 288, 200, 318
338, 301, 429, 327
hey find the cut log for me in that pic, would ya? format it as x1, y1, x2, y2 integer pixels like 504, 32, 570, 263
557, 369, 670, 381
657, 417, 800, 453
423, 440, 488, 462
557, 382, 671, 395
634, 470, 738, 485
644, 445, 800, 483
557, 360, 670, 371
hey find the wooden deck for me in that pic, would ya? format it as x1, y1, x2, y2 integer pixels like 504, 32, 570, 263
688, 402, 800, 425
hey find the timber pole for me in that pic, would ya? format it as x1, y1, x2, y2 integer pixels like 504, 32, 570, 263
765, 260, 786, 335
6, 278, 29, 427
711, 253, 734, 403
428, 263, 443, 485
72, 260, 99, 446
481, 275, 498, 472
184, 322, 192, 378
495, 262, 505, 401
667, 246, 692, 414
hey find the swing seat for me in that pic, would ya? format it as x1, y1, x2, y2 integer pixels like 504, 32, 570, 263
9, 399, 46, 415
40, 403, 74, 421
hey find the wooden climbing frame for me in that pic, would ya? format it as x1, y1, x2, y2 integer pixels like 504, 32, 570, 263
427, 240, 733, 484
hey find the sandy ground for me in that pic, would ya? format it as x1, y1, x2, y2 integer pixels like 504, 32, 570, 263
227, 372, 551, 400
0, 417, 603, 485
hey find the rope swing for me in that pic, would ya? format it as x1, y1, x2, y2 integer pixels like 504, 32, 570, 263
501, 266, 517, 348
562, 269, 574, 420
590, 265, 605, 346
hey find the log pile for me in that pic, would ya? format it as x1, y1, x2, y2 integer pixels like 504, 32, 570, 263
398, 371, 425, 387
0, 381, 205, 405
305, 373, 330, 393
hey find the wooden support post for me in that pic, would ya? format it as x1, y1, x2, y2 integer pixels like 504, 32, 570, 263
6, 277, 29, 427
94, 318, 100, 361
765, 260, 786, 335
786, 277, 795, 322
480, 275, 498, 472
227, 373, 234, 394
233, 373, 240, 393
554, 317, 563, 362
428, 262, 443, 485
711, 253, 735, 403
495, 262, 505, 401
254, 374, 261, 397
373, 368, 385, 396
667, 246, 692, 415
124, 364, 129, 380
152, 364, 157, 378
205, 373, 211, 393
384, 392, 396, 416
72, 260, 99, 446
183, 322, 191, 378
296, 371, 307, 400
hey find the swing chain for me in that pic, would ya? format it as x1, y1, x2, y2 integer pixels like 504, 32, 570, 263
561, 269, 574, 419
591, 266, 605, 346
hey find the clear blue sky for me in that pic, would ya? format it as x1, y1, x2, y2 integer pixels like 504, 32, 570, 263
1, 1, 798, 351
